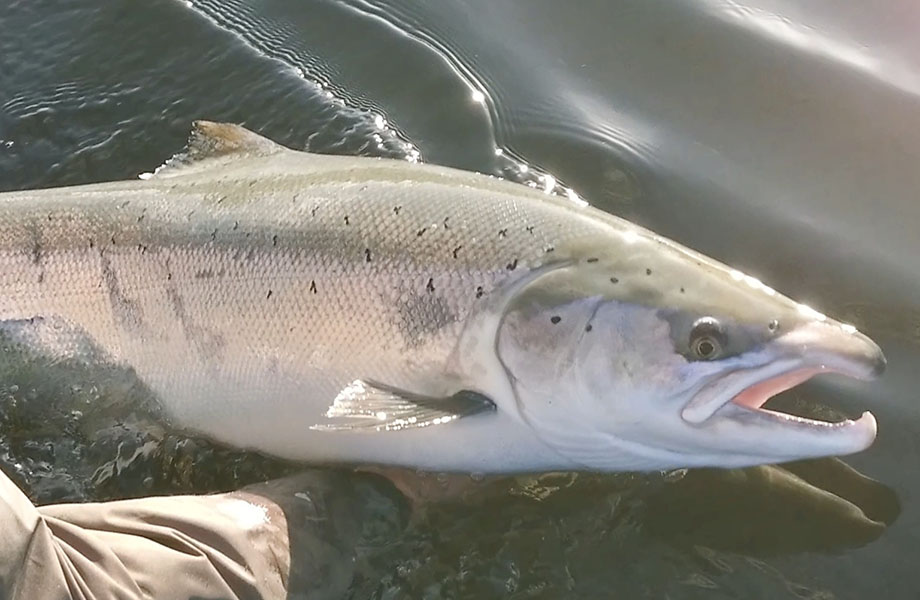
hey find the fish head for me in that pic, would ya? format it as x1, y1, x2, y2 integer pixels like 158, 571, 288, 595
496, 234, 885, 471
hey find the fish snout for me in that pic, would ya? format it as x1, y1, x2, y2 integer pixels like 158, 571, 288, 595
776, 321, 886, 381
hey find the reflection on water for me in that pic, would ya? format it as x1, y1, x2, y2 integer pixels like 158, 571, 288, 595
1, 0, 918, 597
645, 461, 899, 555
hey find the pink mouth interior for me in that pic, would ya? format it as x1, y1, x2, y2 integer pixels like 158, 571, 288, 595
731, 368, 825, 410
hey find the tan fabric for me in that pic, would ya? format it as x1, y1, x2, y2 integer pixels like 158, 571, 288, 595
0, 469, 290, 600
0, 467, 403, 600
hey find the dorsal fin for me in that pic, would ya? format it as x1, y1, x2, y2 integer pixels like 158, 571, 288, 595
145, 121, 285, 179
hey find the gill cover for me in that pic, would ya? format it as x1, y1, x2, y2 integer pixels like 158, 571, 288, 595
495, 265, 693, 470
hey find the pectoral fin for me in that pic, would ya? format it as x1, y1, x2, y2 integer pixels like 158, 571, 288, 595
311, 380, 495, 432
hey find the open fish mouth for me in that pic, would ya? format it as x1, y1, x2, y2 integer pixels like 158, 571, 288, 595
679, 320, 885, 459
729, 366, 877, 431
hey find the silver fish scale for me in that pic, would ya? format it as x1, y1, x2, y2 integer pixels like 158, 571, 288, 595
0, 157, 610, 456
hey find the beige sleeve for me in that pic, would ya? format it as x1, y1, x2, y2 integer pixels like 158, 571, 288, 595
0, 468, 290, 600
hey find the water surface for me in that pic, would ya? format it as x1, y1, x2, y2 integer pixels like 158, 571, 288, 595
0, 1, 917, 598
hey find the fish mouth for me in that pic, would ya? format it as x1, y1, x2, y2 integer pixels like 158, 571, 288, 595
727, 366, 876, 430
681, 321, 885, 459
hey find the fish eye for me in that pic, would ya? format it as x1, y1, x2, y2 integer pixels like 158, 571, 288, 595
689, 317, 724, 361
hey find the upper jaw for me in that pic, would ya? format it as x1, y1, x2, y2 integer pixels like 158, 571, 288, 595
678, 320, 885, 458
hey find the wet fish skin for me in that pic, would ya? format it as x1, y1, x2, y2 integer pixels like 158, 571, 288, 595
0, 123, 615, 471
0, 122, 884, 473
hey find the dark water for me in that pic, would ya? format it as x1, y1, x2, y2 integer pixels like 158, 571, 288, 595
1, 0, 918, 597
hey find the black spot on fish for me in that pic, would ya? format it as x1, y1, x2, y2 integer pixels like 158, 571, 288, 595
37, 271, 44, 284
551, 315, 561, 324
443, 217, 450, 229
266, 289, 273, 299
545, 246, 555, 253
232, 221, 240, 231
136, 213, 145, 223
217, 196, 226, 205
211, 229, 218, 242
311, 206, 318, 217
585, 323, 593, 332
417, 227, 428, 237
426, 278, 435, 293
475, 286, 484, 299
646, 268, 652, 275
394, 205, 402, 215
110, 234, 117, 245
498, 228, 508, 238
248, 180, 256, 187
310, 280, 317, 294
452, 245, 463, 259
365, 248, 372, 262
506, 258, 518, 271
526, 225, 535, 235
680, 287, 686, 293
586, 257, 599, 263
138, 244, 147, 254
272, 234, 278, 247
344, 215, 350, 226
610, 277, 619, 284
167, 272, 173, 281
88, 238, 95, 249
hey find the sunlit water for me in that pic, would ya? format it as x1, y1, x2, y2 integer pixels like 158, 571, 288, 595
0, 0, 918, 597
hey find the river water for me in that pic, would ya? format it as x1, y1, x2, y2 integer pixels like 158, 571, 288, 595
0, 1, 918, 598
